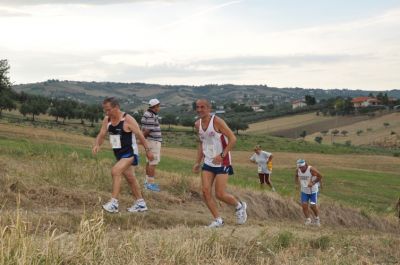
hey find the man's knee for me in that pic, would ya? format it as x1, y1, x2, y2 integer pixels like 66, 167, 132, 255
111, 167, 122, 177
215, 190, 225, 200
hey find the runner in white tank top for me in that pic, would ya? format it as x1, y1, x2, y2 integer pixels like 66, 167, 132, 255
295, 159, 323, 226
199, 114, 231, 167
193, 99, 248, 228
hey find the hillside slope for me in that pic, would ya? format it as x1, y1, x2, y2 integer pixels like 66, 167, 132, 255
305, 112, 400, 147
0, 123, 399, 264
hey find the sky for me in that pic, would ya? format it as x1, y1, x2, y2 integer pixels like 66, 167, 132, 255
0, 0, 399, 90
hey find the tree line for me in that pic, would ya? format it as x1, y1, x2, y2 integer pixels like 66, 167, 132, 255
1, 60, 103, 126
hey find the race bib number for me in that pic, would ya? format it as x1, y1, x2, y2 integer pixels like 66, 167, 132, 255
109, 135, 121, 149
257, 166, 262, 173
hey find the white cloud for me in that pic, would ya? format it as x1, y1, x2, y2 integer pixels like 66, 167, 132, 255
0, 2, 399, 90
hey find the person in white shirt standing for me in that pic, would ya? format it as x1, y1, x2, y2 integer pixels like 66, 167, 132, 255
250, 145, 275, 191
193, 99, 248, 228
295, 159, 323, 226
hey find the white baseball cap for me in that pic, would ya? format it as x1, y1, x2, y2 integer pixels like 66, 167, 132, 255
149, 98, 160, 107
296, 159, 306, 167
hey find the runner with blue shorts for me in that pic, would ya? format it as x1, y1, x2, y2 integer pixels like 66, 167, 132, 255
295, 159, 323, 226
92, 97, 154, 214
192, 99, 247, 228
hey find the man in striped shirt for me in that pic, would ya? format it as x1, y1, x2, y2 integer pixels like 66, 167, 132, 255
141, 98, 162, 192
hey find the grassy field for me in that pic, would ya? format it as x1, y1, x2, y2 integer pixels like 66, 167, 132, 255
306, 112, 400, 147
247, 112, 371, 138
1, 122, 399, 264
247, 112, 336, 134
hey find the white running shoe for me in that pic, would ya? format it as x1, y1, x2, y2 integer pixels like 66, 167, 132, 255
313, 217, 321, 227
127, 201, 148, 213
102, 200, 119, 213
207, 219, 224, 228
304, 218, 312, 225
236, 201, 248, 225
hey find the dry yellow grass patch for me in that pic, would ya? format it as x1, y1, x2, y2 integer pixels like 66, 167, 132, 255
0, 122, 96, 147
247, 113, 334, 134
306, 112, 400, 146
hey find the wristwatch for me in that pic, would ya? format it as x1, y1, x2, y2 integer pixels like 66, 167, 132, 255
220, 152, 225, 158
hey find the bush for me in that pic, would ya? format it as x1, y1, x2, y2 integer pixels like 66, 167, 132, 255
345, 140, 352, 146
314, 136, 323, 144
356, 129, 363, 136
310, 236, 331, 250
273, 231, 294, 249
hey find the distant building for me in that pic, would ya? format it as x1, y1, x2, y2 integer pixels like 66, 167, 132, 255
250, 105, 264, 112
351, 97, 380, 108
292, 99, 307, 109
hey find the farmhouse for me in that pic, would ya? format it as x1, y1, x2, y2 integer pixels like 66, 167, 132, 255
291, 99, 307, 109
351, 97, 380, 108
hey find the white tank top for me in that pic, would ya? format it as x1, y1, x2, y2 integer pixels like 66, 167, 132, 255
298, 166, 319, 194
199, 115, 231, 167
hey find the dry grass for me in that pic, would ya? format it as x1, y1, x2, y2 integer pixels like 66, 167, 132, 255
0, 122, 95, 148
306, 112, 400, 147
1, 122, 400, 264
247, 113, 335, 134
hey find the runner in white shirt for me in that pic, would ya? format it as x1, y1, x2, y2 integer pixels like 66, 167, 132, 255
193, 99, 248, 228
250, 145, 275, 191
294, 159, 323, 226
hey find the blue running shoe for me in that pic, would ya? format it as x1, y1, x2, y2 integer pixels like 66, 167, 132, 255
145, 183, 160, 192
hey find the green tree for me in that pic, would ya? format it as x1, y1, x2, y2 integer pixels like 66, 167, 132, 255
299, 130, 307, 138
85, 104, 103, 127
314, 136, 323, 144
0, 59, 16, 117
49, 99, 76, 123
0, 90, 16, 117
305, 95, 316, 105
180, 116, 196, 131
226, 118, 249, 135
0, 59, 11, 92
321, 130, 328, 136
19, 95, 49, 121
161, 113, 178, 129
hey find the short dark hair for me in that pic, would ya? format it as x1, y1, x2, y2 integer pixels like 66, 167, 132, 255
103, 97, 119, 108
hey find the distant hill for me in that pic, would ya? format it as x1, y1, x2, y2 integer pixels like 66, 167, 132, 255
12, 80, 400, 111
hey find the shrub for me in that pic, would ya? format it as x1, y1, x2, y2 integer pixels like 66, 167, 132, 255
314, 136, 323, 144
310, 236, 331, 250
356, 129, 363, 136
274, 231, 294, 249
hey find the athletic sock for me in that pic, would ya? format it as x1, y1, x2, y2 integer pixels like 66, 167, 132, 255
111, 198, 118, 204
216, 217, 223, 224
236, 202, 242, 210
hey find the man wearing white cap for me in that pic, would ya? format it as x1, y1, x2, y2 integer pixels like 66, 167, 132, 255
141, 98, 162, 192
295, 159, 323, 226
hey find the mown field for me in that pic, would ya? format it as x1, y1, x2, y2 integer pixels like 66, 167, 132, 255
0, 122, 399, 264
247, 112, 370, 138
306, 112, 400, 147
